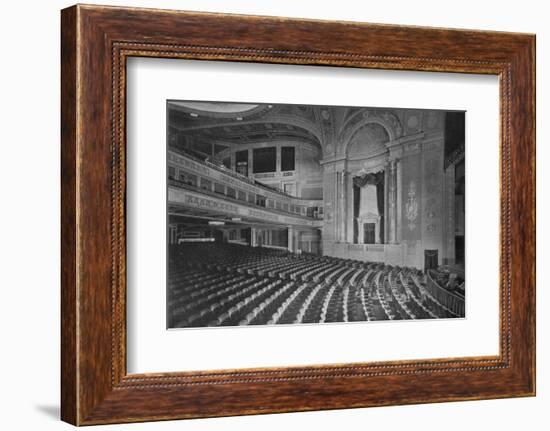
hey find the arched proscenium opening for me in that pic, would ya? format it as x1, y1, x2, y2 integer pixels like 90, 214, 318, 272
344, 119, 394, 245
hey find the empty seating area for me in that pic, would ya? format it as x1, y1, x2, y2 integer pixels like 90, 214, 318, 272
168, 243, 465, 328
429, 268, 465, 298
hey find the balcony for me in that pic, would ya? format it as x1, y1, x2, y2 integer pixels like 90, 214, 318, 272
168, 184, 323, 229
168, 149, 323, 221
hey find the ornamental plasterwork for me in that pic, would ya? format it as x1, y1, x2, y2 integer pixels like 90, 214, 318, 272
324, 143, 335, 155
404, 141, 421, 154
360, 212, 381, 220
423, 157, 441, 234
405, 180, 419, 231
338, 108, 403, 155
362, 110, 403, 138
426, 110, 440, 130
314, 106, 338, 156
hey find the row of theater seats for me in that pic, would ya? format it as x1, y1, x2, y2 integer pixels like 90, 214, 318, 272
429, 268, 466, 298
167, 244, 463, 328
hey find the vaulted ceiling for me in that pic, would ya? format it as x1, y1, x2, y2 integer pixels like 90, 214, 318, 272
167, 101, 404, 157
169, 101, 332, 151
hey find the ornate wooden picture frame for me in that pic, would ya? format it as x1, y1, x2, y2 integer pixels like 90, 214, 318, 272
61, 4, 535, 425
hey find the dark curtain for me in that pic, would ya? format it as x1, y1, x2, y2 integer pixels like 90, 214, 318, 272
353, 184, 360, 243
353, 170, 385, 243
377, 178, 385, 244
352, 171, 384, 188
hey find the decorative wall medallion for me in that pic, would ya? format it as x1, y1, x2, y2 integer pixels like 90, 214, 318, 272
407, 115, 419, 130
426, 111, 439, 129
405, 142, 420, 153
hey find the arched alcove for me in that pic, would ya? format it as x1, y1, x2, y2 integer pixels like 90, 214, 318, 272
340, 109, 403, 157
346, 122, 390, 159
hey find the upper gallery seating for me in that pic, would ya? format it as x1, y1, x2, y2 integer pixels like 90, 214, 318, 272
168, 243, 465, 328
168, 147, 325, 222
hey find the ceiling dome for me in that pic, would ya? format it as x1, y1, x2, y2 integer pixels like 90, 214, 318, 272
168, 101, 266, 119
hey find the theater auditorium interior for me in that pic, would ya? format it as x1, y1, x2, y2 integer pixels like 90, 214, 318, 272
166, 101, 466, 329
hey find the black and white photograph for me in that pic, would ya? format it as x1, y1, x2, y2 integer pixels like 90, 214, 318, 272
166, 101, 466, 328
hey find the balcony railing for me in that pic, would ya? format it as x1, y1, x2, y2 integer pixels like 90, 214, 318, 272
426, 270, 465, 316
168, 178, 322, 221
170, 147, 295, 199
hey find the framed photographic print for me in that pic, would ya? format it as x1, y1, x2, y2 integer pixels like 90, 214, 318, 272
61, 4, 536, 425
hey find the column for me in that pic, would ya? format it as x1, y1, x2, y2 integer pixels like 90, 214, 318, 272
340, 170, 347, 242
276, 145, 281, 173
346, 172, 354, 243
251, 227, 257, 247
230, 152, 236, 171
248, 150, 254, 178
444, 166, 456, 264
287, 226, 294, 252
335, 170, 341, 241
396, 159, 402, 243
388, 160, 398, 244
384, 164, 390, 243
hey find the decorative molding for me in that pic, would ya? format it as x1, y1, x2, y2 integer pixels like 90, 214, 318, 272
405, 180, 419, 231
340, 108, 403, 147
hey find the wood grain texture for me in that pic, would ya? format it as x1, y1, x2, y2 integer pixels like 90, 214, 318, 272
60, 4, 536, 425
60, 5, 78, 425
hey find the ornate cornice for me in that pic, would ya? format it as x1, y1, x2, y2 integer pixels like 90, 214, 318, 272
339, 108, 403, 149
